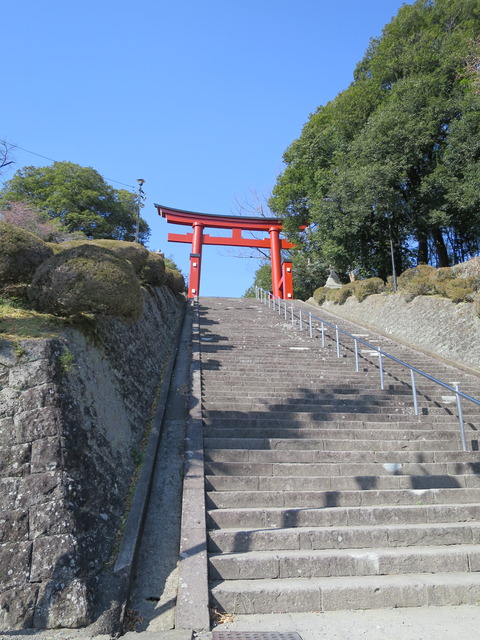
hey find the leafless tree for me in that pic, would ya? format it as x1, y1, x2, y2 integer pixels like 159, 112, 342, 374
220, 189, 277, 261
0, 140, 14, 175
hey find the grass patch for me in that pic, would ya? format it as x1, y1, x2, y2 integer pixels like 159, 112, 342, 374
0, 296, 66, 340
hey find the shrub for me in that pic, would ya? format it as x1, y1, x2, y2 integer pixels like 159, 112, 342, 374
313, 286, 326, 305
352, 277, 385, 302
141, 252, 166, 286
0, 221, 53, 284
27, 244, 143, 322
54, 239, 149, 275
326, 283, 354, 305
440, 278, 476, 303
397, 265, 437, 300
164, 267, 185, 294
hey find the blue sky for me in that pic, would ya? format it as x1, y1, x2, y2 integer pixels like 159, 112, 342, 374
2, 0, 413, 297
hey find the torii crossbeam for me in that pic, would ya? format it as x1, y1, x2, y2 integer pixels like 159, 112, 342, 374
155, 204, 303, 299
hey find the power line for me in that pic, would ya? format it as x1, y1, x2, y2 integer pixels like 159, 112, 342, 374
9, 144, 137, 190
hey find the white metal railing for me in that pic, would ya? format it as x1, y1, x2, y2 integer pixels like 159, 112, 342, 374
255, 287, 480, 451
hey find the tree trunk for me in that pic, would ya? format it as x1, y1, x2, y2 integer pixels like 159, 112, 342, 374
432, 227, 450, 267
416, 230, 429, 264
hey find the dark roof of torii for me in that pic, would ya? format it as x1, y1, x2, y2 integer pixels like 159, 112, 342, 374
155, 203, 286, 231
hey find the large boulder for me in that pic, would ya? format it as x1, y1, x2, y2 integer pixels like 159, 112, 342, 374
0, 221, 53, 284
27, 244, 143, 322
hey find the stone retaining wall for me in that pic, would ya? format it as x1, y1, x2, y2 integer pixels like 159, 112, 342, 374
315, 293, 480, 373
0, 285, 185, 630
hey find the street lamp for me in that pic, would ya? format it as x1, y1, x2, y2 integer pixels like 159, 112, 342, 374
135, 178, 145, 243
387, 214, 398, 292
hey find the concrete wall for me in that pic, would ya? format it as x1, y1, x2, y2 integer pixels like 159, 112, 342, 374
0, 285, 185, 630
314, 293, 480, 374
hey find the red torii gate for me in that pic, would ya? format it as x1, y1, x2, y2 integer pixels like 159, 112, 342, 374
155, 204, 301, 300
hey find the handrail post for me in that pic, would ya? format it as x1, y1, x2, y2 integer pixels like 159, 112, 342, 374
354, 338, 359, 372
455, 383, 468, 452
335, 325, 340, 358
291, 304, 294, 327
378, 351, 384, 390
299, 309, 303, 331
284, 300, 287, 320
309, 313, 313, 338
410, 370, 419, 416
321, 322, 325, 347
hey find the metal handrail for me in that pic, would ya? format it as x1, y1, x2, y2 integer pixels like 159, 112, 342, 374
255, 287, 480, 451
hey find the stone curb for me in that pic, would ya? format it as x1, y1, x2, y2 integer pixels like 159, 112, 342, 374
175, 299, 210, 631
113, 301, 188, 616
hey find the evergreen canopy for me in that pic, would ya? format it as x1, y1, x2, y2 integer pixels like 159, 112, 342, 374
269, 0, 480, 287
0, 161, 150, 243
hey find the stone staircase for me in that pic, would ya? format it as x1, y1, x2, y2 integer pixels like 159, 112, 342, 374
198, 297, 480, 615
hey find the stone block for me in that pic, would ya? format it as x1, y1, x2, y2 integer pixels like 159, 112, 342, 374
211, 579, 321, 614
300, 526, 388, 550
8, 360, 53, 391
0, 509, 28, 543
0, 443, 30, 477
0, 584, 39, 630
210, 553, 279, 580
30, 534, 78, 582
321, 575, 428, 611
0, 478, 21, 511
31, 437, 62, 473
423, 573, 480, 606
15, 471, 65, 510
14, 407, 61, 442
0, 417, 17, 445
33, 577, 93, 628
0, 541, 32, 588
29, 500, 76, 539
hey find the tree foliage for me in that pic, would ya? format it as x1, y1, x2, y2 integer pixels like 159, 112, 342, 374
0, 161, 150, 243
270, 0, 480, 282
244, 262, 272, 297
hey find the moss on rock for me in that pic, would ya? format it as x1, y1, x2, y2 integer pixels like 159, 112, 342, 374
53, 239, 150, 275
0, 221, 54, 284
164, 267, 185, 294
141, 252, 166, 286
27, 244, 143, 322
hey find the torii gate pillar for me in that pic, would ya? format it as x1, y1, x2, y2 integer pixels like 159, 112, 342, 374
156, 204, 305, 299
189, 222, 204, 297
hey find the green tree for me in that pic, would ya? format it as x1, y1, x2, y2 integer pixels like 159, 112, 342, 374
244, 262, 272, 297
270, 0, 480, 280
0, 162, 150, 243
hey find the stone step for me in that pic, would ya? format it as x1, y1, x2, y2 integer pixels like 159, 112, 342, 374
203, 417, 470, 430
203, 410, 464, 422
204, 449, 480, 464
203, 404, 425, 415
206, 487, 480, 510
204, 461, 480, 477
203, 427, 459, 442
202, 386, 418, 396
198, 297, 480, 616
208, 521, 480, 552
209, 572, 480, 613
205, 473, 480, 492
208, 544, 480, 580
207, 503, 480, 530
204, 437, 463, 451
